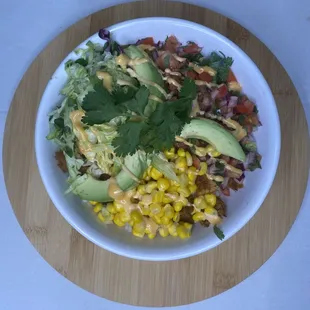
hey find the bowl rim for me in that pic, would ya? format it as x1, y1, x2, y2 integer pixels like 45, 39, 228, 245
35, 17, 281, 261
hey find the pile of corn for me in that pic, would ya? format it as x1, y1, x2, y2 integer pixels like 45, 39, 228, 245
90, 147, 220, 239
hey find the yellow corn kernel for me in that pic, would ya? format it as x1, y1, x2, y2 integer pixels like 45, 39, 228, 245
165, 192, 179, 202
167, 185, 179, 194
198, 162, 208, 175
97, 212, 105, 222
119, 211, 130, 223
150, 167, 163, 180
173, 202, 184, 212
153, 215, 162, 224
189, 184, 197, 194
145, 181, 157, 193
140, 194, 152, 206
164, 147, 175, 159
148, 233, 156, 239
129, 219, 134, 226
113, 201, 124, 212
162, 194, 173, 204
157, 178, 170, 191
130, 210, 143, 223
204, 206, 217, 215
164, 204, 175, 219
113, 214, 125, 227
178, 173, 189, 187
188, 166, 197, 182
173, 212, 180, 222
89, 201, 98, 206
176, 225, 190, 239
132, 230, 145, 238
133, 221, 146, 233
168, 223, 178, 237
144, 175, 151, 181
177, 195, 188, 206
206, 145, 214, 153
142, 170, 148, 179
183, 222, 193, 230
177, 187, 191, 198
147, 166, 152, 176
194, 196, 208, 210
161, 216, 172, 225
137, 184, 146, 195
185, 151, 193, 166
93, 203, 103, 213
152, 190, 165, 203
106, 202, 116, 214
159, 226, 169, 237
150, 203, 162, 215
177, 148, 186, 157
210, 150, 221, 157
205, 194, 217, 207
193, 212, 205, 222
175, 157, 187, 170
141, 207, 150, 216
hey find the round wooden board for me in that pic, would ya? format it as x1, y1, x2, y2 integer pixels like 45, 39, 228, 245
3, 0, 310, 307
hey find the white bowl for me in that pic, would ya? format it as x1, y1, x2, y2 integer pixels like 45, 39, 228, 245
35, 17, 280, 261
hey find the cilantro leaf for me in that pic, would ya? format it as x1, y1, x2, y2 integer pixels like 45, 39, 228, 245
112, 86, 136, 104
204, 51, 233, 84
123, 86, 150, 116
112, 121, 146, 156
82, 83, 126, 125
179, 77, 197, 99
213, 225, 225, 240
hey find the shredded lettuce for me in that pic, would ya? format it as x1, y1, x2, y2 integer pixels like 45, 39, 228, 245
47, 98, 77, 157
64, 152, 84, 183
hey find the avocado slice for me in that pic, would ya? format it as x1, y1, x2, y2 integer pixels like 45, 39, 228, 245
124, 45, 165, 116
181, 119, 246, 162
70, 151, 147, 202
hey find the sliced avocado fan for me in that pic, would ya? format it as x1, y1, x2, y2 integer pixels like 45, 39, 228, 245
70, 151, 147, 202
181, 118, 246, 162
124, 45, 166, 116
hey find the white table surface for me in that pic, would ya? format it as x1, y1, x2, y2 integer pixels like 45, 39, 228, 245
1, 0, 309, 309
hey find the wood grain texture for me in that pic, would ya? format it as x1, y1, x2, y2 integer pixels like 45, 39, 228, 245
3, 0, 310, 306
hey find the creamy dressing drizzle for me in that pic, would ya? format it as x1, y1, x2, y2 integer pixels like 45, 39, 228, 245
108, 178, 158, 234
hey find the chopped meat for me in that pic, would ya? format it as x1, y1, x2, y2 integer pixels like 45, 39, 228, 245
214, 197, 227, 218
79, 165, 88, 175
98, 173, 111, 181
195, 175, 217, 196
227, 178, 244, 191
163, 35, 180, 53
55, 150, 68, 173
179, 206, 194, 224
197, 86, 212, 112
200, 220, 210, 227
174, 141, 191, 151
156, 51, 183, 71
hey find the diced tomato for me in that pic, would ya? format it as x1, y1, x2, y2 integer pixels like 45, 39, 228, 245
182, 43, 201, 54
221, 187, 231, 196
185, 70, 199, 80
139, 37, 155, 46
216, 84, 228, 98
227, 69, 237, 83
198, 72, 212, 82
234, 99, 255, 115
192, 155, 201, 169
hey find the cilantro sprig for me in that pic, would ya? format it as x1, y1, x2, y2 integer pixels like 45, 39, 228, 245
213, 225, 225, 240
81, 78, 197, 156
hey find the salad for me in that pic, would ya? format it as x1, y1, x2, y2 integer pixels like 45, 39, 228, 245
48, 29, 262, 240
